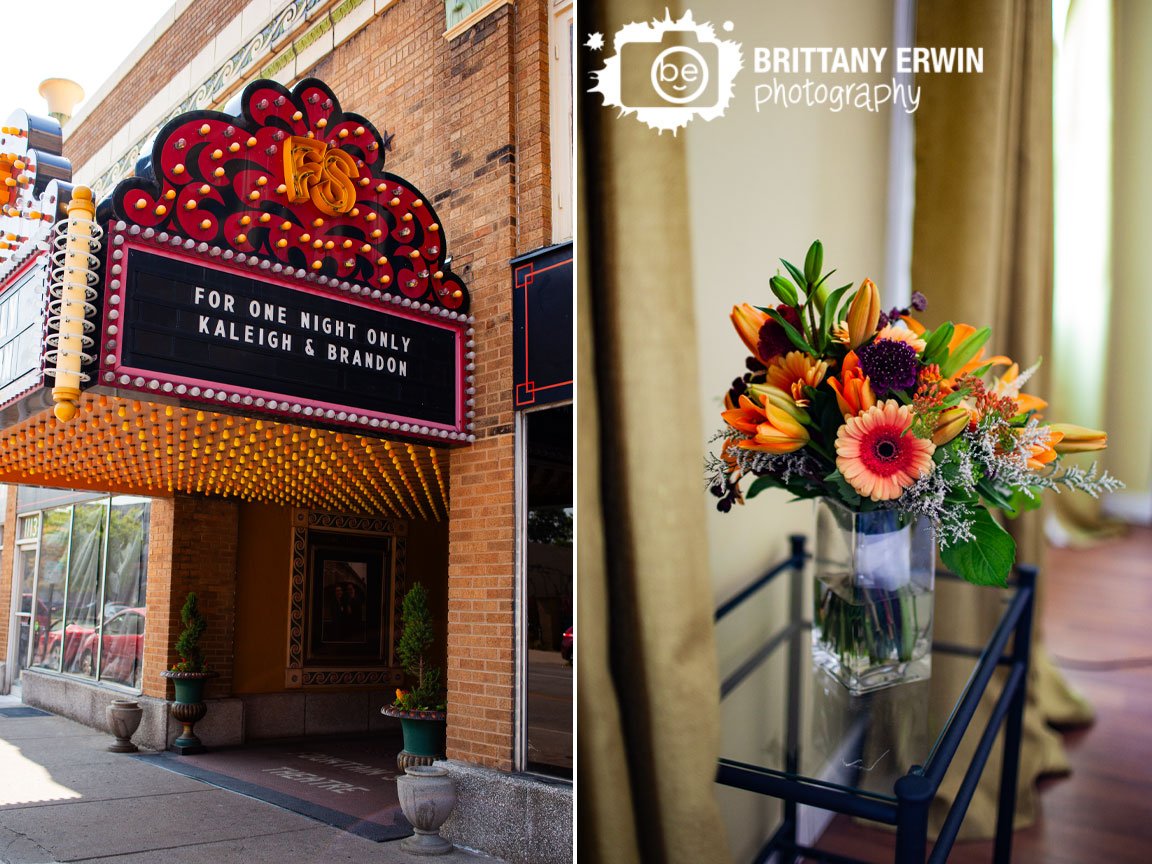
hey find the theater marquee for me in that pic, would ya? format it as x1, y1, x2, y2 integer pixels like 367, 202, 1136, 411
102, 237, 465, 435
94, 77, 474, 443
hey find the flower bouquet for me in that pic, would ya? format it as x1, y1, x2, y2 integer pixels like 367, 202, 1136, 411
707, 241, 1120, 691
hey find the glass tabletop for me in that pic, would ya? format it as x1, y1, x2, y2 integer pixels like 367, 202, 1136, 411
716, 561, 1013, 802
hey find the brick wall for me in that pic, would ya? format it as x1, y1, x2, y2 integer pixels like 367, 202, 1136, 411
140, 497, 174, 698
0, 486, 16, 667
65, 0, 249, 170
513, 0, 553, 255
303, 0, 549, 771
58, 0, 554, 771
142, 495, 239, 700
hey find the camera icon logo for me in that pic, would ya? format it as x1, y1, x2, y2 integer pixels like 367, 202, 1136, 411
589, 11, 743, 134
620, 37, 717, 108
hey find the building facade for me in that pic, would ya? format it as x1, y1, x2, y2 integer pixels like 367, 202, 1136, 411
0, 1, 572, 861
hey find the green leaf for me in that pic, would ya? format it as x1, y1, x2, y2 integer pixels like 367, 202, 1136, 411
766, 307, 816, 356
921, 322, 954, 364
746, 476, 782, 499
940, 326, 991, 378
780, 259, 808, 297
769, 275, 799, 307
940, 507, 1016, 587
1004, 487, 1044, 518
746, 475, 821, 501
813, 268, 837, 292
976, 478, 1017, 514
822, 469, 863, 509
832, 283, 855, 322
820, 283, 854, 346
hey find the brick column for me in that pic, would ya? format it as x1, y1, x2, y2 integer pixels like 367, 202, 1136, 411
0, 486, 17, 671
447, 434, 517, 769
142, 495, 239, 700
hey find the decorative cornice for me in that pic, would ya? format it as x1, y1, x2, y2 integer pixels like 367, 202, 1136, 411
88, 0, 332, 201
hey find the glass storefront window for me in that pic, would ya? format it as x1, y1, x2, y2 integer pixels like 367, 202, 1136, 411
101, 497, 150, 689
62, 503, 105, 678
523, 404, 573, 777
32, 508, 71, 672
17, 494, 151, 690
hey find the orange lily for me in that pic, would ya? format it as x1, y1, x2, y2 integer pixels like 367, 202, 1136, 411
721, 392, 810, 454
992, 363, 1047, 414
827, 351, 876, 417
1026, 429, 1062, 470
766, 351, 829, 406
731, 304, 770, 362
901, 315, 926, 335
932, 406, 970, 446
1048, 423, 1107, 453
845, 279, 881, 348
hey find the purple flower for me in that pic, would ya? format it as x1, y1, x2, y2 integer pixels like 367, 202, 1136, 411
857, 338, 919, 395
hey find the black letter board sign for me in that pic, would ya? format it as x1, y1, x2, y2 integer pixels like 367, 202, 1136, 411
512, 242, 572, 409
100, 236, 470, 442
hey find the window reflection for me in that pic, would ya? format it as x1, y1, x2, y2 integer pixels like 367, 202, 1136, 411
20, 495, 150, 690
101, 498, 150, 689
32, 508, 71, 672
524, 404, 573, 777
64, 503, 104, 678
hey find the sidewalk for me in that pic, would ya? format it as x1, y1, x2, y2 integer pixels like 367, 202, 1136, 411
0, 693, 501, 864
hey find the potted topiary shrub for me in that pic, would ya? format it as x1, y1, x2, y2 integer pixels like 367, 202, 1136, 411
160, 592, 218, 754
382, 583, 447, 771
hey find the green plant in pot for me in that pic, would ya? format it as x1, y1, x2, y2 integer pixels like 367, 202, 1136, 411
160, 592, 218, 753
382, 583, 447, 770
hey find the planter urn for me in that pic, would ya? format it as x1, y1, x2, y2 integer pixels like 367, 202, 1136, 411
381, 706, 447, 771
396, 764, 457, 856
161, 670, 218, 754
106, 699, 144, 753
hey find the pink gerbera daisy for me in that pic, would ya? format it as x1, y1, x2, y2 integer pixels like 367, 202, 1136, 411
835, 400, 935, 501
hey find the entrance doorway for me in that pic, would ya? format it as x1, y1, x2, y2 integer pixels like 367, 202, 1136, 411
7, 513, 41, 691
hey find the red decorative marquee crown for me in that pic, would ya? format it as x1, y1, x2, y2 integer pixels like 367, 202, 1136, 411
110, 78, 468, 311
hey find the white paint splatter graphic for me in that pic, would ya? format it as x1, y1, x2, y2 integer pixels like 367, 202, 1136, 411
588, 10, 743, 134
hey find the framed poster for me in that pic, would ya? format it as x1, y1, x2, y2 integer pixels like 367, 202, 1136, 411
306, 533, 389, 663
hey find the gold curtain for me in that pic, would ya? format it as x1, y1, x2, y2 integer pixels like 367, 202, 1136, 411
576, 2, 732, 861
912, 0, 1092, 838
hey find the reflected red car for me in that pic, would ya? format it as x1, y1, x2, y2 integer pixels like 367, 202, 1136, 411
561, 626, 573, 663
40, 621, 90, 672
42, 608, 145, 684
78, 608, 146, 684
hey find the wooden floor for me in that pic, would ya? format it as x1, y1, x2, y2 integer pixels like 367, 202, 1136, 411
816, 526, 1152, 863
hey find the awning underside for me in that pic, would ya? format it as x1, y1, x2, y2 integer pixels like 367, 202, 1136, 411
0, 393, 449, 519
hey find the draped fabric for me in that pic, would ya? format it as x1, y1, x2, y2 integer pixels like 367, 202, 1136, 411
576, 1, 732, 860
911, 0, 1092, 838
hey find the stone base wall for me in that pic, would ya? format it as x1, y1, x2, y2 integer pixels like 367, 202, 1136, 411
440, 760, 572, 864
22, 670, 408, 750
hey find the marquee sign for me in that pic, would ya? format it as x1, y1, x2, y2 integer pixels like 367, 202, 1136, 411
110, 78, 468, 312
0, 109, 74, 415
91, 78, 475, 443
0, 258, 48, 408
0, 109, 72, 267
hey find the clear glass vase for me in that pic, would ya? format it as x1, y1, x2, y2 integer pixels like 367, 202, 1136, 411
812, 498, 935, 694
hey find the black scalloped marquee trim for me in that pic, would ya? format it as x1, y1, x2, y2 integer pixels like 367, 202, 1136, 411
108, 78, 468, 312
